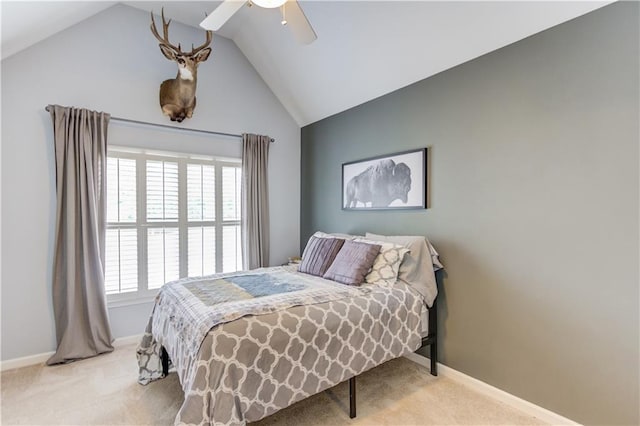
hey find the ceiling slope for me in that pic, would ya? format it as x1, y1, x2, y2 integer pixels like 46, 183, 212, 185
1, 1, 116, 60
3, 1, 613, 126
222, 1, 612, 126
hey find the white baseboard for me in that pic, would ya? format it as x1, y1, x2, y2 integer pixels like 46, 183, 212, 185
113, 334, 143, 347
0, 351, 55, 372
1, 338, 578, 425
0, 334, 143, 372
404, 353, 580, 426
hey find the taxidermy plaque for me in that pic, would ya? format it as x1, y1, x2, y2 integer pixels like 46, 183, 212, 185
150, 9, 213, 122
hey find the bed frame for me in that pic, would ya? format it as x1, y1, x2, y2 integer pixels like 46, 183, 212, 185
347, 268, 443, 418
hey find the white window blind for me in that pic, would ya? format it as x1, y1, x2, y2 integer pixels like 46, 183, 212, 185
222, 224, 242, 272
107, 157, 136, 223
105, 228, 138, 294
105, 150, 243, 304
188, 226, 216, 277
147, 227, 180, 289
222, 166, 241, 221
187, 164, 215, 221
147, 160, 179, 221
105, 157, 138, 295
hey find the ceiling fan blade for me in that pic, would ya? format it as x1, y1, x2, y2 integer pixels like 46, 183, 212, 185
200, 0, 247, 31
284, 0, 317, 45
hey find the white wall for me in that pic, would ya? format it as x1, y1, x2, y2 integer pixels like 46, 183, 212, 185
0, 4, 300, 361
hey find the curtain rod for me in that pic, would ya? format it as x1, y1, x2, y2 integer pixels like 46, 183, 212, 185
44, 106, 275, 143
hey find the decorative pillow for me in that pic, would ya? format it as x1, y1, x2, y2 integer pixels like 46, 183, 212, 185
323, 240, 381, 286
298, 236, 345, 277
365, 233, 441, 307
354, 238, 409, 287
301, 232, 353, 261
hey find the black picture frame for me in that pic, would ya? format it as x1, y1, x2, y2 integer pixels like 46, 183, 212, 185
342, 148, 427, 210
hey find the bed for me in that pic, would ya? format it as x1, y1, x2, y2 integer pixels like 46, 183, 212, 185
137, 232, 443, 425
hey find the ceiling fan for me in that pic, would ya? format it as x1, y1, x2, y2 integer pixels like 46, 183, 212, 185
200, 0, 317, 45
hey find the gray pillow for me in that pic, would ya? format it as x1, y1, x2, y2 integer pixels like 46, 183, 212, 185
298, 236, 345, 277
365, 233, 441, 307
323, 240, 381, 286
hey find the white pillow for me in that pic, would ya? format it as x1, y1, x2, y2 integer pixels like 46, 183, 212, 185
365, 233, 441, 307
312, 231, 360, 240
353, 237, 408, 287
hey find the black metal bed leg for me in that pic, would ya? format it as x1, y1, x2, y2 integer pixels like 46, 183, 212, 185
349, 376, 356, 418
161, 346, 170, 376
430, 340, 438, 376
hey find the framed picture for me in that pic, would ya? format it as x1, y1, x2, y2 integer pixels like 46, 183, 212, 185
342, 148, 427, 210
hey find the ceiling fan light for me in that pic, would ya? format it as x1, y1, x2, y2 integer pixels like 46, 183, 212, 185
252, 0, 287, 8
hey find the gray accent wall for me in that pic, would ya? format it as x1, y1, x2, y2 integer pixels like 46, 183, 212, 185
301, 3, 638, 425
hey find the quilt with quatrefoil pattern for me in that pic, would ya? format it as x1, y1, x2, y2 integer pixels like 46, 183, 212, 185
137, 266, 424, 425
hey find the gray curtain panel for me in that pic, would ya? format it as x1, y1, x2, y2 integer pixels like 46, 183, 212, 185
241, 133, 271, 269
46, 105, 114, 365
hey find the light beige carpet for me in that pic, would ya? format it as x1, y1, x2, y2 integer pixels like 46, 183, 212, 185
1, 343, 545, 425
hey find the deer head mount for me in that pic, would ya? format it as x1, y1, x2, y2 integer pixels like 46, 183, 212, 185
150, 9, 213, 122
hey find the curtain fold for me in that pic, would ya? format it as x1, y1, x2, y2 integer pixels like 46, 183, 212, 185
46, 105, 114, 365
241, 133, 271, 270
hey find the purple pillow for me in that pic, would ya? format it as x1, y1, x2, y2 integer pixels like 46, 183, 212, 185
323, 241, 381, 286
298, 236, 345, 277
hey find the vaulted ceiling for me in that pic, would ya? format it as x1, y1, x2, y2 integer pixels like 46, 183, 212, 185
1, 1, 612, 126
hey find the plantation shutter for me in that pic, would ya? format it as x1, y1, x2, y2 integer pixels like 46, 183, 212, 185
105, 157, 138, 294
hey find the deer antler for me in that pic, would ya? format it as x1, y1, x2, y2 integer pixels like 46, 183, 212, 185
150, 8, 181, 52
190, 25, 213, 56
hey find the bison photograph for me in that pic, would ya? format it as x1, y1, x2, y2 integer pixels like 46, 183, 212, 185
342, 148, 426, 210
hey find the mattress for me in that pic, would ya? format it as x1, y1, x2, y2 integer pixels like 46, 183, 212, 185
420, 304, 429, 337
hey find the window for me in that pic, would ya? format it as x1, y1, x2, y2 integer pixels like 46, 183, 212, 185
105, 149, 243, 304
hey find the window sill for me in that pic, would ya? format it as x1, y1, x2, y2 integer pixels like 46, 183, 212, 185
107, 293, 157, 309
